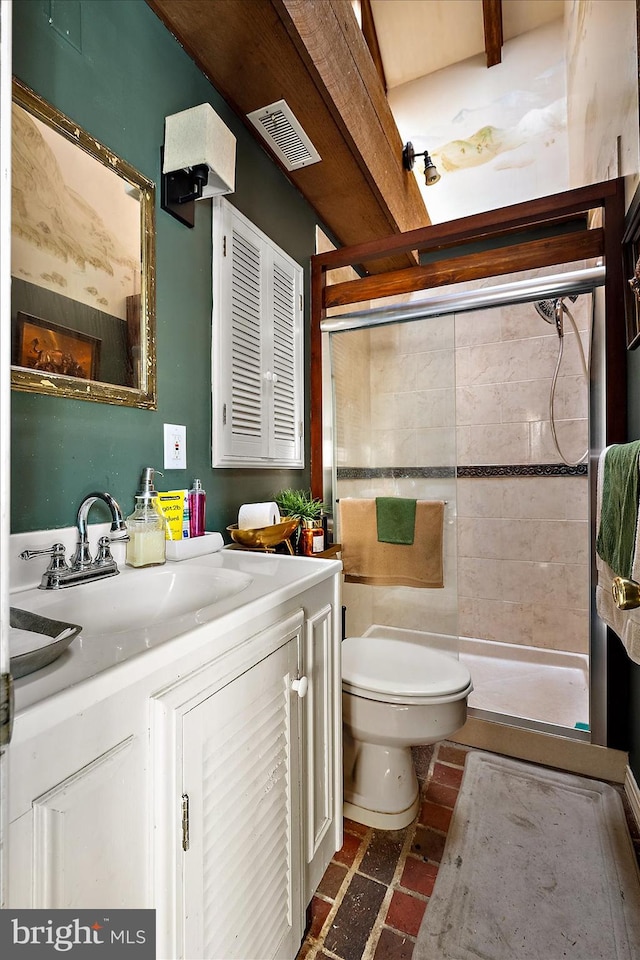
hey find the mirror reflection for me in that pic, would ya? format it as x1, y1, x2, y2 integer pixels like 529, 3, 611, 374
11, 78, 156, 408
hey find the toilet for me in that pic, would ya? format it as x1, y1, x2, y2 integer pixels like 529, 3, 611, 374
342, 634, 473, 829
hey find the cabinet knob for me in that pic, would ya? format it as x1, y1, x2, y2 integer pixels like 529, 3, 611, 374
292, 676, 308, 698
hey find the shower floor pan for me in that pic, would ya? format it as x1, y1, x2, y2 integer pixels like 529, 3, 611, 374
363, 625, 589, 733
459, 636, 589, 732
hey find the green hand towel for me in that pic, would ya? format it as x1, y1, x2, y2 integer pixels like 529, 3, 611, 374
596, 440, 640, 579
376, 497, 417, 545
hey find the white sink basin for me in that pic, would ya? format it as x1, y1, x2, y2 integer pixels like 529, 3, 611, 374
17, 564, 253, 638
9, 540, 342, 712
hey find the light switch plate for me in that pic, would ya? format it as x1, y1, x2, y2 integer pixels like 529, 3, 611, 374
164, 423, 187, 470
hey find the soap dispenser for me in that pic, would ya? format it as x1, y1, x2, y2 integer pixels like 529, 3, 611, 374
125, 467, 166, 567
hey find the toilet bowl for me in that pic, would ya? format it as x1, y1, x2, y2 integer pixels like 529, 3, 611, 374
342, 635, 473, 829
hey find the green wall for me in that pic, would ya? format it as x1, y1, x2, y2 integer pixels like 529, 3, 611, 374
11, 0, 321, 534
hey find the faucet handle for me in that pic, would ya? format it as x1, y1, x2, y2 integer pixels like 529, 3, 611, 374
94, 536, 114, 567
94, 534, 129, 566
20, 543, 68, 571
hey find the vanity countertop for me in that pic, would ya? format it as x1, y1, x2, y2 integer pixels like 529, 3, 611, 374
10, 543, 341, 731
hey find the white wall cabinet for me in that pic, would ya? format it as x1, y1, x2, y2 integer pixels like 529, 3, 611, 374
8, 561, 342, 960
211, 198, 304, 468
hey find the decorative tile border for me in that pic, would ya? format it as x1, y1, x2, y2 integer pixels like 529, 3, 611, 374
457, 463, 588, 478
337, 466, 455, 480
337, 463, 588, 480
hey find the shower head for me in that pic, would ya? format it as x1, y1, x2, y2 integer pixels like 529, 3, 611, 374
534, 299, 559, 324
534, 295, 578, 337
534, 294, 578, 322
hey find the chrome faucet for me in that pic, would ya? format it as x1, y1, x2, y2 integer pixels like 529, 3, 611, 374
21, 491, 129, 590
72, 491, 128, 568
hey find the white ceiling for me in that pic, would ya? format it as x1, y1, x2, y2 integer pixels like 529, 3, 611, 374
370, 0, 566, 89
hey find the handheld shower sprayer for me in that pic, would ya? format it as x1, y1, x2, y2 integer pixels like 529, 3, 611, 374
533, 294, 589, 467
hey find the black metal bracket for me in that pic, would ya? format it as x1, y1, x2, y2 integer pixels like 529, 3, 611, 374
160, 147, 208, 228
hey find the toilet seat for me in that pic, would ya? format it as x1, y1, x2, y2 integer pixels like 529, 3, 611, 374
342, 635, 473, 705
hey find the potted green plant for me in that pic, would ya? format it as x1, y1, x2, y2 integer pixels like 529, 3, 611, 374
275, 488, 325, 521
275, 489, 326, 552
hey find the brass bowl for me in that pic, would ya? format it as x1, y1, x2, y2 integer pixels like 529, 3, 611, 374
227, 516, 300, 551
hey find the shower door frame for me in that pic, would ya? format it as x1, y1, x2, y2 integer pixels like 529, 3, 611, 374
310, 179, 627, 749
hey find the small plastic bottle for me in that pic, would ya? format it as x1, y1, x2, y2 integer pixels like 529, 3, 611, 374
189, 479, 206, 538
125, 467, 166, 567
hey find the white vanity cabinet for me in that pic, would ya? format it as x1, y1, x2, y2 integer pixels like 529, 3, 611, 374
151, 610, 306, 960
7, 552, 342, 960
303, 599, 342, 899
8, 683, 150, 909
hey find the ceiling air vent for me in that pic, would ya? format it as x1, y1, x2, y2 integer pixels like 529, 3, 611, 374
247, 99, 321, 171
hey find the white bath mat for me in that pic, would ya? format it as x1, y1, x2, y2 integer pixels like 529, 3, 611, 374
414, 751, 640, 960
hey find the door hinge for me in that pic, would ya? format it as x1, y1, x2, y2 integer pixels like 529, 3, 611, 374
181, 793, 190, 851
222, 403, 227, 426
299, 294, 303, 312
223, 235, 227, 257
0, 672, 14, 747
299, 420, 303, 438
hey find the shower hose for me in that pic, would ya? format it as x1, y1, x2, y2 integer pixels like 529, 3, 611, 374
548, 300, 590, 467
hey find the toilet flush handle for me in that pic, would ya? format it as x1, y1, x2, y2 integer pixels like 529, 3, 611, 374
292, 676, 308, 698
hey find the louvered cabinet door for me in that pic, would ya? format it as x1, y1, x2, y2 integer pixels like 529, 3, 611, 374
267, 250, 303, 465
182, 635, 303, 960
220, 210, 268, 462
212, 198, 304, 467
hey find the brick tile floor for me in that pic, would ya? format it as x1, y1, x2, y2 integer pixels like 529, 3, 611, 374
297, 741, 640, 960
296, 741, 462, 960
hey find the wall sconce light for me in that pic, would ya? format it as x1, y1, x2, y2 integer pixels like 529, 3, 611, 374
161, 103, 236, 228
402, 141, 441, 186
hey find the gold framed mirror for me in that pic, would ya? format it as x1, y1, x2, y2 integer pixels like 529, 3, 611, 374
11, 78, 157, 407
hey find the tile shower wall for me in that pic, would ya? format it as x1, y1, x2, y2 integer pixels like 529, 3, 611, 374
333, 292, 590, 656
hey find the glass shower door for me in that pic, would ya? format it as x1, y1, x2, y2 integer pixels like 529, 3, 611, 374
325, 275, 594, 739
330, 311, 459, 653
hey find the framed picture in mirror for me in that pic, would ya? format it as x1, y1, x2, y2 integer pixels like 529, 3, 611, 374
10, 78, 157, 406
14, 311, 101, 381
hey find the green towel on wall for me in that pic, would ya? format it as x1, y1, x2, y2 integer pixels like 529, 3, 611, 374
596, 440, 640, 579
375, 497, 417, 545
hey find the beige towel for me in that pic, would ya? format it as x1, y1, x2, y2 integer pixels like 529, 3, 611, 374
595, 446, 640, 664
340, 498, 444, 588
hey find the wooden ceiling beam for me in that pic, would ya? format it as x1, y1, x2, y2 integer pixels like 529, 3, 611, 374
482, 0, 503, 68
360, 0, 387, 92
277, 1, 421, 228
146, 0, 429, 273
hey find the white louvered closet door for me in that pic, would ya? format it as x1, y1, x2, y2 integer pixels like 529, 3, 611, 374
181, 634, 302, 960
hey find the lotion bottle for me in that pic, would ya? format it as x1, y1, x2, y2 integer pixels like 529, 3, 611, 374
188, 479, 206, 538
125, 467, 166, 567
